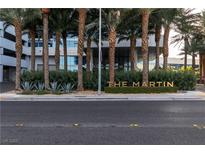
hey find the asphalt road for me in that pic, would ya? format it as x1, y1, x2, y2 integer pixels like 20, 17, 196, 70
1, 100, 205, 144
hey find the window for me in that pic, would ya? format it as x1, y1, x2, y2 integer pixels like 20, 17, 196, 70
37, 64, 56, 71
67, 40, 78, 48
3, 48, 26, 59
60, 56, 86, 71
28, 41, 52, 47
4, 31, 27, 45
0, 29, 4, 37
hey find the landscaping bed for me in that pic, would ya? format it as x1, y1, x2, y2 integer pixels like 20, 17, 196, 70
104, 86, 178, 94
20, 69, 197, 94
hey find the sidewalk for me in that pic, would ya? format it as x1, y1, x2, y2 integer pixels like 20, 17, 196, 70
1, 90, 205, 101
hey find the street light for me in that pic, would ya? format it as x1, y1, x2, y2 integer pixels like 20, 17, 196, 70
98, 8, 102, 95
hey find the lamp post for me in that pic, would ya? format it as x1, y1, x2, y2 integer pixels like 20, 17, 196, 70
98, 8, 102, 95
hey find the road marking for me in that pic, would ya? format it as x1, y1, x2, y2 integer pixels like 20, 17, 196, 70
129, 123, 140, 128
15, 123, 24, 127
73, 123, 81, 127
192, 124, 205, 130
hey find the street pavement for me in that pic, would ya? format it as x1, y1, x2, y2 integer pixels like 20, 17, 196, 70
1, 100, 205, 144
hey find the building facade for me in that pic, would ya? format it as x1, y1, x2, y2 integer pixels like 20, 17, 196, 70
0, 21, 30, 82
29, 36, 86, 72
0, 21, 201, 83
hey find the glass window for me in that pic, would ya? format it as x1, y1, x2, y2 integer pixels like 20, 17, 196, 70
67, 40, 78, 48
0, 29, 4, 37
60, 56, 85, 71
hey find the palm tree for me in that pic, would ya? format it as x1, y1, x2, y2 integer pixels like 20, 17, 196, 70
187, 34, 205, 71
61, 9, 75, 72
199, 11, 205, 83
77, 8, 87, 91
0, 9, 31, 90
140, 9, 152, 85
172, 8, 201, 69
49, 9, 64, 71
41, 8, 50, 89
85, 9, 99, 80
62, 31, 68, 71
117, 9, 141, 71
160, 8, 178, 69
155, 24, 161, 69
49, 9, 75, 71
23, 9, 41, 72
149, 9, 163, 69
102, 9, 121, 84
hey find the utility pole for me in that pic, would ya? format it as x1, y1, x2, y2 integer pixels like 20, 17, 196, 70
98, 8, 102, 95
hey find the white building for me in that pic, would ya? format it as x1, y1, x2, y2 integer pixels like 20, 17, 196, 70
0, 21, 30, 82
0, 21, 87, 82
31, 36, 86, 72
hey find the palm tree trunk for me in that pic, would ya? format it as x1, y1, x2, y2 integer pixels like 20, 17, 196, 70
184, 37, 188, 70
62, 31, 68, 71
108, 26, 117, 84
86, 37, 91, 80
200, 53, 203, 83
55, 31, 61, 71
14, 19, 22, 91
42, 42, 44, 73
130, 33, 136, 71
77, 8, 87, 91
192, 51, 195, 72
30, 26, 36, 72
163, 25, 170, 69
155, 25, 161, 69
42, 9, 50, 89
203, 55, 205, 83
184, 53, 187, 69
141, 10, 150, 85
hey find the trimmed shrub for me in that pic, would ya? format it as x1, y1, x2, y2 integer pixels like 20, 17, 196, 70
149, 70, 197, 90
104, 86, 178, 94
174, 70, 197, 90
21, 69, 197, 91
21, 70, 77, 85
83, 71, 98, 90
21, 71, 44, 83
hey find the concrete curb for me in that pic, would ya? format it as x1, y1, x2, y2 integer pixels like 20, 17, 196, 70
1, 96, 205, 102
1, 91, 205, 102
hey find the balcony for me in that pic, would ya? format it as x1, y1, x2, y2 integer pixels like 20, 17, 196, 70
0, 55, 29, 68
0, 38, 29, 54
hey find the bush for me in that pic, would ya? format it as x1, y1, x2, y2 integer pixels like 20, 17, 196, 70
21, 71, 44, 83
174, 70, 197, 90
149, 70, 197, 90
21, 71, 77, 86
104, 86, 178, 93
21, 69, 197, 91
83, 71, 98, 90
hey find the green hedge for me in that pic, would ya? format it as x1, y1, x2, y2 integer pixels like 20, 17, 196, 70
21, 69, 197, 91
21, 71, 77, 85
113, 70, 196, 90
104, 86, 178, 93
